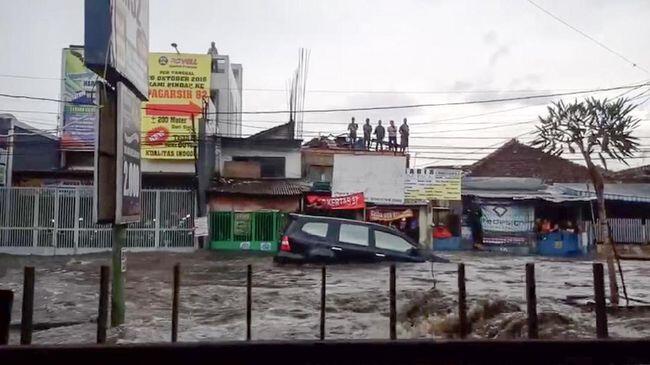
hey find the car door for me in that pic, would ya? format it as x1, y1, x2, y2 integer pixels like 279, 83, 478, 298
372, 228, 422, 262
333, 223, 376, 262
289, 220, 332, 259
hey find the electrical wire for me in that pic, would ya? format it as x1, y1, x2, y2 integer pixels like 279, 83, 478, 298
526, 0, 649, 74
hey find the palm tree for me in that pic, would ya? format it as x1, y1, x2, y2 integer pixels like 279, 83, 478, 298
533, 97, 640, 305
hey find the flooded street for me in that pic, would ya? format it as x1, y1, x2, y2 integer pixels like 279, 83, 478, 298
1, 251, 650, 344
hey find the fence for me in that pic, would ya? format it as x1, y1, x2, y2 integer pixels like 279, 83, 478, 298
4, 263, 650, 365
209, 211, 286, 252
583, 218, 649, 244
0, 187, 196, 255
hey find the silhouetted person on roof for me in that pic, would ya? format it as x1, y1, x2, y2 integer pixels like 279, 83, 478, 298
399, 118, 409, 153
347, 117, 358, 146
374, 120, 385, 151
363, 118, 372, 149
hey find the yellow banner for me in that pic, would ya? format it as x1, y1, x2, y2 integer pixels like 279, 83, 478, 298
404, 169, 462, 201
142, 53, 212, 159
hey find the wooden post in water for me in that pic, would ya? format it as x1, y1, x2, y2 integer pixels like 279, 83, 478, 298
0, 290, 13, 345
320, 266, 326, 341
20, 266, 34, 345
526, 263, 538, 339
97, 265, 110, 344
593, 263, 608, 338
246, 264, 252, 341
458, 263, 467, 339
171, 263, 180, 343
389, 264, 396, 340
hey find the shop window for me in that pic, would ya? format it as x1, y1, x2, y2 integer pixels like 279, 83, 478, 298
374, 230, 412, 252
232, 156, 285, 178
339, 224, 369, 246
307, 165, 332, 182
302, 222, 328, 237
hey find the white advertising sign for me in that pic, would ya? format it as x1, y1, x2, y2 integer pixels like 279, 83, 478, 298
195, 216, 208, 237
480, 204, 534, 233
332, 155, 406, 204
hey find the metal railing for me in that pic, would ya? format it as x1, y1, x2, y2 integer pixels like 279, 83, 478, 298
0, 187, 196, 255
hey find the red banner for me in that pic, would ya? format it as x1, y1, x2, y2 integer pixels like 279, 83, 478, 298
306, 193, 365, 210
368, 209, 414, 222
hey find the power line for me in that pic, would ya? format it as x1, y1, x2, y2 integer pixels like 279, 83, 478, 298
1, 82, 648, 115
526, 0, 649, 74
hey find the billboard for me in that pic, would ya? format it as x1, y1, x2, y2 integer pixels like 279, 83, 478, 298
332, 155, 405, 204
404, 168, 462, 201
60, 47, 98, 150
116, 82, 142, 223
480, 204, 534, 233
84, 0, 149, 99
142, 53, 212, 160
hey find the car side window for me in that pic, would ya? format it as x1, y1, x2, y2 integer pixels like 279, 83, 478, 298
374, 230, 413, 253
339, 224, 369, 246
301, 222, 329, 238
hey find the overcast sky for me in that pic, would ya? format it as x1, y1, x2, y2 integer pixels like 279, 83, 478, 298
1, 0, 649, 169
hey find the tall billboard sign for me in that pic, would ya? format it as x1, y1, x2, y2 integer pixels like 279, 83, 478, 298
60, 47, 98, 150
116, 82, 141, 223
142, 53, 212, 159
84, 0, 149, 100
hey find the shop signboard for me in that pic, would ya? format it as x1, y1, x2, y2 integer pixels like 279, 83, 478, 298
368, 209, 414, 222
404, 168, 462, 201
480, 204, 534, 233
305, 192, 365, 210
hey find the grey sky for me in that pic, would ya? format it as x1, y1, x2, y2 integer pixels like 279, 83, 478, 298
1, 0, 649, 168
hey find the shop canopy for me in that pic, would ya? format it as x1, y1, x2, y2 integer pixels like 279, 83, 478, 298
555, 183, 650, 203
462, 177, 591, 203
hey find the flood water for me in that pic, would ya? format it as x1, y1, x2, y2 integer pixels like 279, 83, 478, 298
2, 250, 650, 344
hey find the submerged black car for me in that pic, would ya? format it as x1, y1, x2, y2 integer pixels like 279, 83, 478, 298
275, 214, 447, 263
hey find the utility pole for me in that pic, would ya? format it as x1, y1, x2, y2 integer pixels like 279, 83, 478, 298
111, 223, 126, 326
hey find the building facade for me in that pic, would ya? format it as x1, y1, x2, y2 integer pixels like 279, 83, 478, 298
210, 52, 243, 138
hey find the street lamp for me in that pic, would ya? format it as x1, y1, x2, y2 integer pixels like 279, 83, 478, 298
171, 43, 180, 54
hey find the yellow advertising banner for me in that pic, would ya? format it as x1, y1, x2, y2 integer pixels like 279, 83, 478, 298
142, 53, 212, 159
404, 169, 462, 201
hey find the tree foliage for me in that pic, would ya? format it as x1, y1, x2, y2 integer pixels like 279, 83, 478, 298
532, 98, 640, 170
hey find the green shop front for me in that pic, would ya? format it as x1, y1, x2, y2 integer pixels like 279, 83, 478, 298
207, 179, 305, 253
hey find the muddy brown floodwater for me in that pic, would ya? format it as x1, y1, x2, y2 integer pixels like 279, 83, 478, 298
1, 250, 650, 344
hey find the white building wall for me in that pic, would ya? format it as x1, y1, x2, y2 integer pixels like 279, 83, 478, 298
210, 55, 242, 138
220, 148, 301, 179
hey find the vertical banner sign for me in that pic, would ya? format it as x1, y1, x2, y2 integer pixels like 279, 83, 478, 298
116, 82, 142, 223
142, 53, 212, 159
60, 47, 98, 150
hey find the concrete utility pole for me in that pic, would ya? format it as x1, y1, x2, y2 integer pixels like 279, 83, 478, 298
111, 223, 126, 326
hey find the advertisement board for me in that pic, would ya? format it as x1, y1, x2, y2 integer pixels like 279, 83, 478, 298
84, 0, 149, 99
404, 168, 462, 201
306, 193, 365, 210
480, 204, 534, 233
142, 53, 212, 160
116, 82, 142, 223
332, 155, 405, 204
60, 47, 98, 150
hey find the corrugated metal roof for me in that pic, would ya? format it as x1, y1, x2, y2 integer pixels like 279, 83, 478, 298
210, 179, 307, 196
462, 177, 590, 202
556, 183, 650, 203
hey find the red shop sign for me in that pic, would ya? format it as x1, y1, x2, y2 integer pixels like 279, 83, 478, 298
306, 193, 365, 210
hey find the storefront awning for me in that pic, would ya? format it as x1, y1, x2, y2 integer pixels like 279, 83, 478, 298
462, 177, 591, 203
